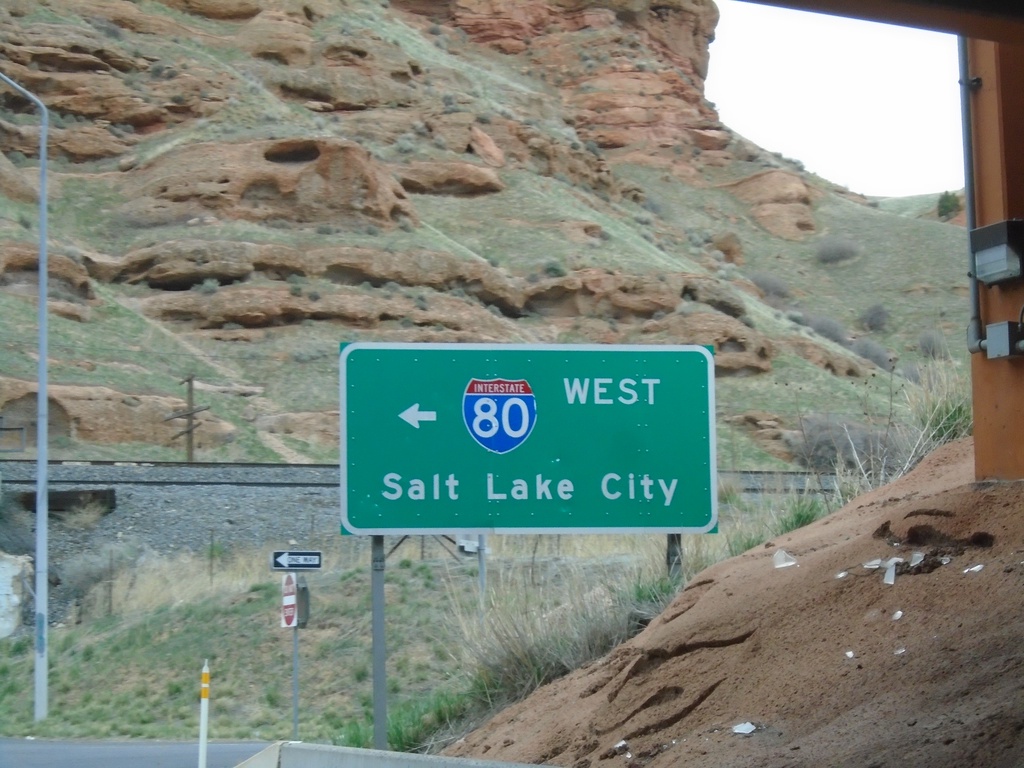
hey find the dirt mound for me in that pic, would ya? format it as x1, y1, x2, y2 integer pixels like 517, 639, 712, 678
446, 438, 1024, 767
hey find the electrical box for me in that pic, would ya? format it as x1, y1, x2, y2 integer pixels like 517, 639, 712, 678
295, 575, 310, 629
985, 321, 1024, 359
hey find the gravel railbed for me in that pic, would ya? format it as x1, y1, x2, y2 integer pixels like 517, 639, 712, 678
1, 464, 369, 625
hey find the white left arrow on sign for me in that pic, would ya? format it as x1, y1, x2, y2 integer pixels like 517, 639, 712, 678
399, 403, 437, 429
275, 552, 291, 568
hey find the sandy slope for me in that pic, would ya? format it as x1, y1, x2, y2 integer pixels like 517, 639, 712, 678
446, 439, 1024, 767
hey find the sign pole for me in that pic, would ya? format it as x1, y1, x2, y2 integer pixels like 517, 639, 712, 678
292, 610, 299, 741
371, 535, 387, 750
477, 534, 486, 620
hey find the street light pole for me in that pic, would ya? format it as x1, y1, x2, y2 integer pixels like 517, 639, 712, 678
0, 71, 51, 721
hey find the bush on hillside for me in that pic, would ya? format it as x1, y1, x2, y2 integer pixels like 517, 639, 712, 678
791, 414, 894, 476
858, 303, 890, 332
748, 271, 790, 300
807, 314, 850, 346
919, 329, 949, 359
852, 338, 895, 371
937, 190, 962, 220
815, 236, 860, 264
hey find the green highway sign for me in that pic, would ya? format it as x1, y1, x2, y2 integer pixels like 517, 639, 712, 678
339, 343, 716, 535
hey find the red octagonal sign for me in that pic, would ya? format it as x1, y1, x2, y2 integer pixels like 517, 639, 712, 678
281, 572, 296, 628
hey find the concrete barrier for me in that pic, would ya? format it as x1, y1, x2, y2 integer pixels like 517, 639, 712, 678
0, 551, 31, 638
237, 742, 545, 768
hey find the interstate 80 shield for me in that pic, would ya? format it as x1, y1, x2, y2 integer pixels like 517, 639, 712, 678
462, 378, 537, 454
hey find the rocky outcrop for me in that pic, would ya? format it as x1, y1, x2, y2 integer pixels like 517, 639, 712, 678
723, 170, 818, 239
0, 11, 232, 155
256, 411, 339, 445
786, 336, 867, 378
0, 152, 36, 203
396, 162, 505, 195
642, 311, 773, 376
0, 377, 236, 447
452, 0, 718, 80
152, 0, 262, 20
0, 244, 96, 316
92, 239, 763, 330
118, 139, 415, 227
237, 10, 314, 67
724, 410, 794, 461
140, 283, 522, 340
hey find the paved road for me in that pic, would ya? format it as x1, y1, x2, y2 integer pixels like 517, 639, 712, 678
0, 739, 268, 768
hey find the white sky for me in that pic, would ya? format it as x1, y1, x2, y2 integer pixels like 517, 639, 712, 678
704, 0, 966, 198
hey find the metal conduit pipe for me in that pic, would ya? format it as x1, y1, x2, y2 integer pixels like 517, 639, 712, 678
959, 35, 986, 354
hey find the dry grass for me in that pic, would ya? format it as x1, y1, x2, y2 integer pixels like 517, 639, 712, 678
55, 500, 109, 530
449, 547, 674, 707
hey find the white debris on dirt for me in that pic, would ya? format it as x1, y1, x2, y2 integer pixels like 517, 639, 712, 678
773, 549, 797, 569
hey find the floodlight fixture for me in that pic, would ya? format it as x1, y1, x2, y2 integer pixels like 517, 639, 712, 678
971, 219, 1024, 286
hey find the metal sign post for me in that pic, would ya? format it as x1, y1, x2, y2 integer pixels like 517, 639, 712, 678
371, 536, 387, 750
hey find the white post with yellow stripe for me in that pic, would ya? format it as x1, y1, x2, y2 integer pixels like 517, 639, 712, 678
198, 659, 210, 768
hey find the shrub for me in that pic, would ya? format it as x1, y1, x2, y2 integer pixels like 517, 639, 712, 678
852, 338, 895, 370
807, 314, 849, 346
792, 414, 894, 475
918, 329, 949, 359
937, 190, 961, 220
748, 271, 790, 300
815, 236, 860, 264
543, 261, 567, 278
197, 278, 219, 295
395, 133, 415, 154
858, 303, 890, 332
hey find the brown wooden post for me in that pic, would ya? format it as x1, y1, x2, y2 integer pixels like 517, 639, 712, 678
968, 40, 1024, 479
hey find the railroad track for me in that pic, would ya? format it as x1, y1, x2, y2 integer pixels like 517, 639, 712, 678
0, 460, 837, 494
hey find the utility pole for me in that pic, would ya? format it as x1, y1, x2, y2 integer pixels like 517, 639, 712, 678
164, 375, 209, 461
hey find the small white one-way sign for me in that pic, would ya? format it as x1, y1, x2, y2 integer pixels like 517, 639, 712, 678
271, 550, 322, 570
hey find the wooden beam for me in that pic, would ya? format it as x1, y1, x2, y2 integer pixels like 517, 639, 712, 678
736, 0, 1024, 44
968, 40, 1024, 479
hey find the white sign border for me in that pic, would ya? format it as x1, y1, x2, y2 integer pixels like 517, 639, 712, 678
339, 342, 717, 536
